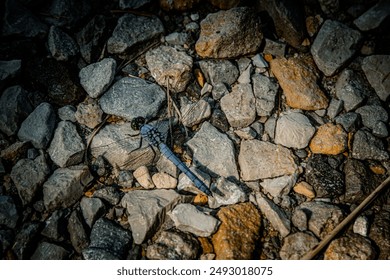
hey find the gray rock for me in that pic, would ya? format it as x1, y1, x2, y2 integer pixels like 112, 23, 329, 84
80, 197, 105, 228
12, 222, 41, 259
41, 209, 69, 241
146, 45, 192, 93
83, 218, 132, 260
372, 121, 388, 138
165, 32, 190, 45
252, 73, 278, 117
169, 203, 220, 237
318, 0, 339, 15
342, 159, 371, 204
146, 230, 199, 260
292, 201, 344, 239
260, 174, 297, 202
352, 129, 389, 161
198, 59, 239, 86
280, 232, 319, 260
326, 98, 343, 119
17, 102, 56, 149
43, 165, 93, 212
10, 153, 50, 205
2, 0, 48, 37
41, 0, 90, 28
0, 60, 21, 86
305, 155, 344, 198
93, 187, 122, 205
335, 69, 366, 111
119, 0, 152, 9
195, 7, 262, 58
68, 209, 89, 254
259, 0, 306, 49
187, 122, 239, 180
90, 122, 153, 170
239, 139, 297, 181
48, 26, 79, 61
221, 84, 256, 128
209, 108, 229, 132
274, 111, 315, 149
369, 209, 390, 259
353, 216, 370, 237
0, 86, 33, 136
47, 121, 85, 168
324, 234, 376, 260
99, 77, 166, 121
209, 177, 247, 208
58, 105, 76, 122
237, 63, 252, 84
79, 58, 116, 98
75, 98, 104, 129
180, 97, 211, 127
263, 38, 286, 57
335, 112, 361, 132
234, 126, 257, 140
311, 20, 362, 76
177, 166, 211, 195
252, 54, 269, 68
76, 15, 107, 64
121, 189, 189, 244
31, 242, 69, 260
362, 55, 390, 101
354, 0, 390, 31
355, 105, 388, 131
254, 192, 291, 237
0, 196, 19, 229
107, 14, 164, 58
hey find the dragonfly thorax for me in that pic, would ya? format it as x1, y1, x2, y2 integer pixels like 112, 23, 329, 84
140, 124, 163, 147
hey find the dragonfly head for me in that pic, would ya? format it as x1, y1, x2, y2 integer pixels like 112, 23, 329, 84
131, 116, 146, 130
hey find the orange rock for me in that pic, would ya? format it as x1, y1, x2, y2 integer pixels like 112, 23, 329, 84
369, 165, 386, 175
193, 193, 208, 205
309, 123, 347, 155
198, 237, 214, 254
211, 202, 261, 259
194, 68, 205, 88
293, 181, 316, 199
270, 55, 328, 110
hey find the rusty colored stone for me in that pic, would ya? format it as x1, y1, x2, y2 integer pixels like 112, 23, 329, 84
198, 237, 214, 254
212, 202, 261, 259
270, 55, 328, 110
309, 123, 347, 155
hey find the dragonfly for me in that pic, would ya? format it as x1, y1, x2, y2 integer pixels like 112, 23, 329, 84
130, 116, 212, 196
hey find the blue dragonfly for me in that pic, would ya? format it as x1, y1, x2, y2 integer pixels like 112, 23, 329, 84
130, 116, 212, 196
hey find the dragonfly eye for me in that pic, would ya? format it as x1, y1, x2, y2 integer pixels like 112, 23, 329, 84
131, 116, 145, 130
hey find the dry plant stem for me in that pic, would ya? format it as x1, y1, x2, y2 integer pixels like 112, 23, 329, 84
84, 115, 109, 163
301, 176, 390, 260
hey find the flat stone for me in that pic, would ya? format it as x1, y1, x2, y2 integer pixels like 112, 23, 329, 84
152, 172, 177, 189
17, 102, 56, 149
354, 0, 390, 31
99, 77, 166, 121
134, 165, 155, 189
274, 111, 316, 149
180, 97, 211, 127
47, 121, 85, 168
252, 73, 278, 117
293, 181, 316, 199
177, 166, 211, 195
0, 195, 19, 229
220, 83, 256, 128
208, 177, 247, 208
0, 86, 33, 136
79, 58, 116, 98
67, 209, 89, 254
10, 153, 50, 205
146, 45, 193, 93
260, 174, 297, 201
304, 155, 344, 198
324, 234, 377, 260
270, 55, 328, 110
195, 7, 262, 58
187, 122, 239, 180
165, 32, 190, 45
48, 26, 79, 61
31, 242, 69, 260
146, 230, 199, 260
352, 129, 389, 161
239, 139, 298, 181
309, 123, 347, 155
326, 98, 343, 119
292, 201, 344, 239
361, 55, 390, 101
311, 20, 362, 76
212, 202, 261, 259
279, 232, 319, 260
121, 189, 188, 244
83, 218, 132, 260
355, 105, 388, 130
75, 98, 104, 129
335, 69, 366, 111
198, 59, 239, 86
80, 197, 105, 228
263, 38, 287, 57
169, 203, 220, 237
43, 165, 93, 212
107, 14, 164, 58
353, 215, 370, 237
335, 112, 361, 132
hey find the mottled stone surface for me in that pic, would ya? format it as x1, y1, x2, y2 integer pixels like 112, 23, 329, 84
280, 232, 318, 260
361, 55, 390, 101
352, 129, 389, 161
324, 234, 377, 260
212, 202, 261, 259
309, 123, 347, 155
